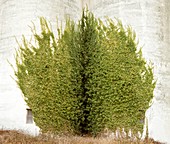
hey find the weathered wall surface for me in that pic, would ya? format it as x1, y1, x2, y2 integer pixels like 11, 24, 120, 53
89, 0, 170, 143
0, 0, 82, 135
1, 0, 170, 143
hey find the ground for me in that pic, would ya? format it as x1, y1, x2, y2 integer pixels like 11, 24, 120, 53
0, 130, 162, 144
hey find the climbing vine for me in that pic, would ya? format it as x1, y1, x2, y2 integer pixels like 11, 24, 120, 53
14, 9, 155, 136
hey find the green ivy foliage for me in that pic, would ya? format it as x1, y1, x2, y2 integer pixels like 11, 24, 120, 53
14, 10, 155, 136
84, 17, 156, 135
15, 19, 79, 134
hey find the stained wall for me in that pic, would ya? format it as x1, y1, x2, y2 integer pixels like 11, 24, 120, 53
1, 0, 170, 143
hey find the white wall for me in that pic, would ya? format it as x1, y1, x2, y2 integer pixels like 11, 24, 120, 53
1, 0, 170, 143
0, 0, 82, 135
89, 0, 170, 143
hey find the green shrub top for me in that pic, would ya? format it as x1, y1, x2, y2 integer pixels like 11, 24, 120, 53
14, 9, 155, 136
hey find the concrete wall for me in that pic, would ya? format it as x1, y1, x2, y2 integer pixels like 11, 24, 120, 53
1, 0, 170, 143
0, 0, 82, 135
89, 0, 170, 143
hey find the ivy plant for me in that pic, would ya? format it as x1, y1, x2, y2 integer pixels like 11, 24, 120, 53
14, 9, 155, 136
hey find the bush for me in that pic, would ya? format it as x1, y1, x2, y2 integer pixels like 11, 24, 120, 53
14, 10, 155, 135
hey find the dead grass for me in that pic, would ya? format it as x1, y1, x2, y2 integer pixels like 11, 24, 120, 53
0, 130, 162, 144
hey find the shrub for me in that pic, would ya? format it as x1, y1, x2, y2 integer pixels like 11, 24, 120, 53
14, 10, 155, 135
